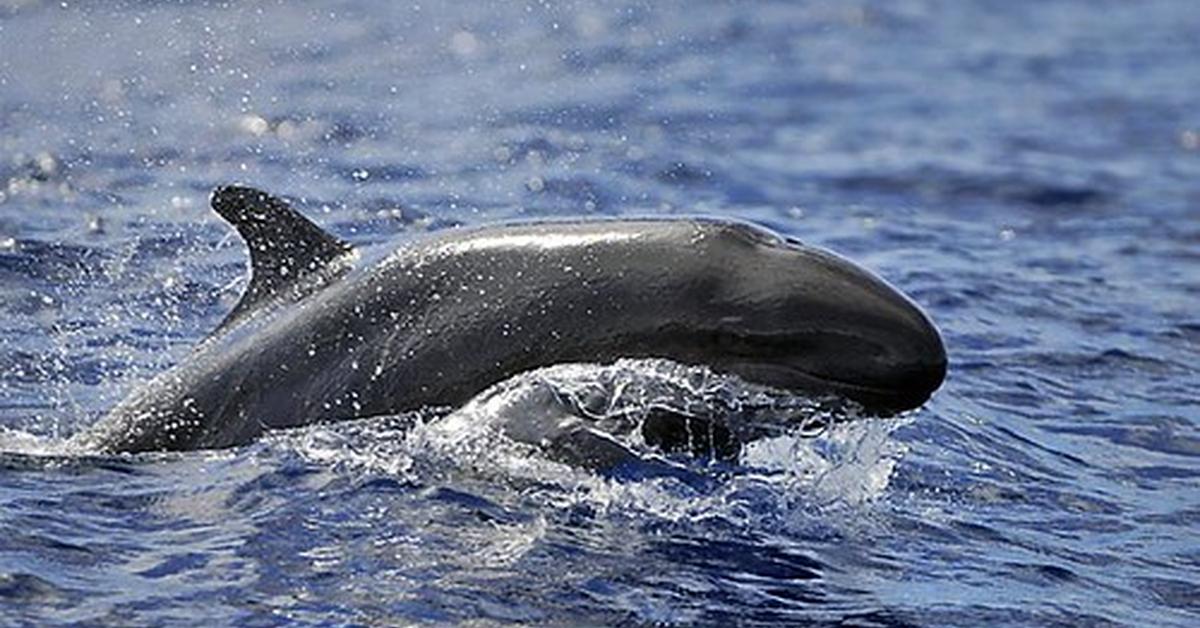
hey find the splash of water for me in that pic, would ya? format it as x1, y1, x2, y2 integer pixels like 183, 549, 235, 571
0, 425, 61, 456
283, 359, 913, 526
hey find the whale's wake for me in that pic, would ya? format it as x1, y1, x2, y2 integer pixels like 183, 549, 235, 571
283, 358, 913, 523
0, 425, 63, 457
0, 358, 912, 526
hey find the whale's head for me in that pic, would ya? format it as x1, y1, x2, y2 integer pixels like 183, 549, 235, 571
675, 221, 947, 413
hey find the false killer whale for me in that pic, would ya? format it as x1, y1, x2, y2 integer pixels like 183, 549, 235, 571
74, 185, 946, 456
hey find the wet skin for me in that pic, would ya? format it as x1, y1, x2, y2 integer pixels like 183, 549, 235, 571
76, 186, 946, 453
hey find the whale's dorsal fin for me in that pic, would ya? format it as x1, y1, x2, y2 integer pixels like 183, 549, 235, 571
210, 185, 353, 331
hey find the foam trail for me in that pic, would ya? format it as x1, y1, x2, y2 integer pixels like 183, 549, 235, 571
281, 359, 913, 524
0, 426, 70, 456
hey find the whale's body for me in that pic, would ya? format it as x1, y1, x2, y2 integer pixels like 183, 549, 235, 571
76, 186, 946, 454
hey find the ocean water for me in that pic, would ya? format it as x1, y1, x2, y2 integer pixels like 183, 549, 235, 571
1, 0, 1198, 625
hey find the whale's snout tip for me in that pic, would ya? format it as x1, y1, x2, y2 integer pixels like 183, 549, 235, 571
787, 242, 948, 412
866, 299, 947, 412
892, 324, 948, 409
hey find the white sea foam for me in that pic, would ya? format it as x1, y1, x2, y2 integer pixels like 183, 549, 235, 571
284, 359, 912, 525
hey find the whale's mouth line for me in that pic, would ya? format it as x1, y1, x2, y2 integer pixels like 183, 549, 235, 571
673, 327, 942, 409
713, 349, 943, 413
721, 360, 894, 400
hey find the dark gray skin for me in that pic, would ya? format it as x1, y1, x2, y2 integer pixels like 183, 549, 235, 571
74, 186, 946, 454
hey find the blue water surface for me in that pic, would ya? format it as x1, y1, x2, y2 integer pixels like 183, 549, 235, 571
1, 1, 1198, 625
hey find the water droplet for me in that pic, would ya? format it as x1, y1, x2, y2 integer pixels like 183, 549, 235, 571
449, 30, 480, 57
237, 114, 270, 136
1180, 129, 1199, 151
